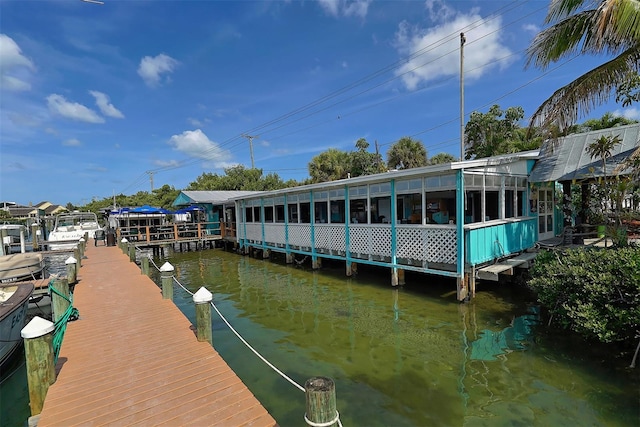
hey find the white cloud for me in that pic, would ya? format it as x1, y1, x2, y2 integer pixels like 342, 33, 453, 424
393, 7, 514, 90
318, 0, 371, 19
89, 90, 124, 119
188, 117, 204, 127
46, 94, 105, 123
613, 107, 640, 121
137, 53, 179, 87
167, 129, 232, 166
0, 34, 35, 91
522, 23, 540, 34
63, 138, 82, 147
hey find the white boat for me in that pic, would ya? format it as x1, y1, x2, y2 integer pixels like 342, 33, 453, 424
48, 211, 102, 250
0, 253, 46, 283
0, 282, 34, 367
0, 223, 27, 245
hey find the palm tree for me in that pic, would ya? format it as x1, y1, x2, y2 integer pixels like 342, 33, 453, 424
586, 134, 622, 226
526, 0, 640, 131
386, 137, 428, 169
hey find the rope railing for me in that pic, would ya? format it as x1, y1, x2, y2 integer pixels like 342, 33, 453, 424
49, 279, 79, 364
147, 254, 343, 427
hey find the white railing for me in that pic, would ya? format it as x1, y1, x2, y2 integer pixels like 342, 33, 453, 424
238, 222, 457, 265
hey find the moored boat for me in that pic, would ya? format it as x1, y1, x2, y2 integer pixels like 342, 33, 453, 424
0, 282, 34, 367
48, 211, 102, 250
0, 253, 46, 283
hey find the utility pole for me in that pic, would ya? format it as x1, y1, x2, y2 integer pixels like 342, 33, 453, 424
241, 134, 259, 169
460, 32, 466, 161
146, 171, 155, 192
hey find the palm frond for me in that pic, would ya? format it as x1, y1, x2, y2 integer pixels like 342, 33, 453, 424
595, 0, 640, 46
527, 10, 597, 68
529, 47, 640, 131
545, 0, 594, 23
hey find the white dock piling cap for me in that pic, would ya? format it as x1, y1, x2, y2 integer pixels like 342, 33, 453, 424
121, 238, 128, 243
22, 316, 55, 339
160, 262, 174, 272
193, 286, 213, 303
79, 237, 85, 242
65, 256, 77, 265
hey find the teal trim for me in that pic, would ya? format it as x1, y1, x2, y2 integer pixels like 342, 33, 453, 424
284, 194, 290, 255
344, 186, 351, 267
260, 198, 266, 252
465, 218, 537, 265
309, 190, 316, 261
456, 170, 465, 278
390, 179, 397, 266
172, 192, 193, 206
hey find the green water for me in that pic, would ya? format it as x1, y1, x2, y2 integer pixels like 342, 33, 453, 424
155, 249, 638, 427
2, 248, 638, 426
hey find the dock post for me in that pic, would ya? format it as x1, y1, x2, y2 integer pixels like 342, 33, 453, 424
141, 255, 150, 276
286, 252, 293, 264
193, 287, 213, 345
398, 268, 405, 286
263, 249, 270, 259
312, 256, 322, 269
0, 228, 7, 255
21, 316, 56, 417
74, 246, 82, 268
78, 237, 85, 259
128, 243, 136, 263
160, 262, 174, 300
51, 277, 70, 323
32, 224, 40, 252
304, 376, 339, 427
391, 268, 398, 287
65, 256, 77, 285
120, 238, 128, 253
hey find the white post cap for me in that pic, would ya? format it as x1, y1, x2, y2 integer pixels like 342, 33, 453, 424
121, 238, 128, 243
193, 286, 213, 304
65, 256, 77, 265
160, 262, 174, 272
22, 316, 55, 339
79, 237, 85, 242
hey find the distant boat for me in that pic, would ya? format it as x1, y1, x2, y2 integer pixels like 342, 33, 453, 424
0, 253, 46, 283
0, 282, 34, 367
48, 211, 102, 250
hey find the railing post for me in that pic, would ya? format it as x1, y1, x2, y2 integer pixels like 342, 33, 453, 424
141, 255, 150, 276
21, 316, 56, 417
74, 245, 81, 268
128, 243, 136, 263
78, 237, 85, 259
160, 262, 174, 300
51, 277, 70, 323
304, 376, 338, 427
193, 287, 213, 345
65, 256, 77, 285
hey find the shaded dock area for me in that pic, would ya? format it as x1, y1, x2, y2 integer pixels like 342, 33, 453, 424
35, 243, 276, 426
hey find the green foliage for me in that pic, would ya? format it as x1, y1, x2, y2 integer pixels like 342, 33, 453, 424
615, 72, 640, 107
528, 247, 640, 345
351, 138, 386, 177
429, 152, 458, 165
0, 210, 11, 219
308, 148, 352, 183
187, 165, 293, 191
464, 105, 541, 159
387, 136, 428, 169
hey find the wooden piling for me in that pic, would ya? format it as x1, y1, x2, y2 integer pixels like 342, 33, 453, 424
22, 316, 56, 417
128, 244, 136, 263
74, 246, 81, 268
65, 256, 77, 285
32, 224, 39, 252
312, 256, 322, 269
78, 238, 85, 259
51, 277, 70, 323
304, 376, 338, 427
160, 262, 174, 300
141, 256, 150, 276
193, 287, 213, 345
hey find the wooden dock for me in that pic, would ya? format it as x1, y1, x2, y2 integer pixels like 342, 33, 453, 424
35, 243, 277, 426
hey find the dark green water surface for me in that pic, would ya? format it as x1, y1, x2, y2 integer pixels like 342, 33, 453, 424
152, 249, 638, 427
2, 248, 638, 426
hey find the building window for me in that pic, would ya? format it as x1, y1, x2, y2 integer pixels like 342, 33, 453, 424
264, 205, 274, 223
350, 199, 366, 223
300, 202, 311, 223
253, 206, 261, 223
330, 200, 345, 223
315, 201, 328, 223
245, 207, 252, 222
288, 204, 298, 223
275, 205, 285, 223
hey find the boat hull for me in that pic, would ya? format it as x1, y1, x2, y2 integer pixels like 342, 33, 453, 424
0, 253, 46, 283
0, 282, 34, 367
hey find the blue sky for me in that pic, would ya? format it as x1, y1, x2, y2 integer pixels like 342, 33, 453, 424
1, 0, 638, 207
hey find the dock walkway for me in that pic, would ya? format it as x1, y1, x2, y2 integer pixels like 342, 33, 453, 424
36, 243, 277, 426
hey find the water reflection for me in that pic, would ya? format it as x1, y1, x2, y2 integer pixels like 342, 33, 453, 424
157, 250, 637, 426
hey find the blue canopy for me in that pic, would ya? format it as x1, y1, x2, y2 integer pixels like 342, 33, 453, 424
130, 205, 172, 214
174, 205, 203, 214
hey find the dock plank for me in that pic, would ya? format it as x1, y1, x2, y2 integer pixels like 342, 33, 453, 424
37, 243, 277, 427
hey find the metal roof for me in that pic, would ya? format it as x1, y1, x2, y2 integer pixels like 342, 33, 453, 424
529, 123, 640, 183
177, 190, 263, 205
